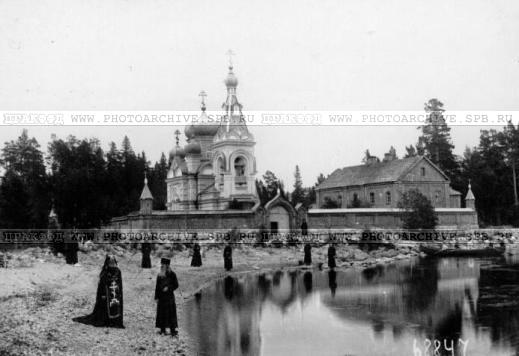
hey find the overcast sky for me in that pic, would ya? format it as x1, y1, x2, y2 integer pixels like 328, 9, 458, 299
1, 0, 518, 186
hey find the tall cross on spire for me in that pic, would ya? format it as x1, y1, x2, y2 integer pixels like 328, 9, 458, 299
226, 49, 235, 67
144, 170, 148, 184
174, 129, 181, 146
199, 90, 207, 111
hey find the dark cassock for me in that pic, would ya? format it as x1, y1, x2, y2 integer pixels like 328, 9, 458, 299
65, 240, 79, 265
304, 243, 312, 265
223, 244, 233, 271
301, 220, 308, 236
191, 243, 202, 267
328, 244, 336, 269
155, 258, 179, 336
141, 241, 152, 268
74, 255, 124, 328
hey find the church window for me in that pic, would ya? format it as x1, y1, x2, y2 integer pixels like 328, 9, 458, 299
234, 157, 246, 176
421, 167, 426, 176
385, 191, 391, 205
369, 192, 375, 204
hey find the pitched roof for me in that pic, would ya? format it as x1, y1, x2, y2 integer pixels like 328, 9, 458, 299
140, 180, 154, 200
449, 188, 462, 196
317, 156, 445, 190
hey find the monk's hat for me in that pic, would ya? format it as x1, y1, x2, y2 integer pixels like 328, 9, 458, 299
161, 258, 171, 265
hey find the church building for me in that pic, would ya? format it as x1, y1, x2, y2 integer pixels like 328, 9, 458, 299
108, 64, 298, 234
166, 64, 258, 211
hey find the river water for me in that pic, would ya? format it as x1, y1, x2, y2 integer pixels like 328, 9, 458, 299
183, 255, 519, 356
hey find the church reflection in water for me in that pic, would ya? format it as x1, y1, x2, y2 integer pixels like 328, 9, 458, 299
183, 256, 519, 356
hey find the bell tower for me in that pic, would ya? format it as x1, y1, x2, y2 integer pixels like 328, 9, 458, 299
211, 54, 258, 208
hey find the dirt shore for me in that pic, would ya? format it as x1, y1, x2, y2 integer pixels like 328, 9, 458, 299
0, 243, 419, 356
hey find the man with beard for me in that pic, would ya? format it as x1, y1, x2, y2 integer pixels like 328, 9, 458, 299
74, 255, 124, 328
155, 258, 179, 336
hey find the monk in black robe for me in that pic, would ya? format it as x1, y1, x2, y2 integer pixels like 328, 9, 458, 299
74, 255, 124, 328
155, 258, 179, 336
328, 244, 336, 269
304, 243, 312, 265
301, 220, 308, 236
141, 241, 152, 268
223, 244, 233, 271
65, 240, 79, 265
191, 243, 202, 267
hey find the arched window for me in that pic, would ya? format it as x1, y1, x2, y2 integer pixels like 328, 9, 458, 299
337, 195, 342, 206
234, 157, 246, 176
421, 167, 426, 176
369, 192, 375, 204
217, 157, 225, 188
385, 191, 391, 205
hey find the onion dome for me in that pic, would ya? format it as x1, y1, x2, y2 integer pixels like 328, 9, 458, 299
184, 141, 201, 155
169, 145, 185, 160
184, 116, 219, 138
224, 65, 238, 88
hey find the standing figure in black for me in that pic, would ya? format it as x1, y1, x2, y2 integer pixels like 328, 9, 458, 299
223, 243, 233, 271
65, 239, 79, 265
301, 220, 308, 236
304, 243, 312, 265
74, 255, 124, 328
191, 243, 202, 267
155, 258, 179, 336
141, 241, 152, 268
328, 243, 337, 269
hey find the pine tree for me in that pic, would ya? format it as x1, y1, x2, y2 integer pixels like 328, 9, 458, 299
291, 165, 305, 206
0, 129, 50, 227
418, 99, 461, 191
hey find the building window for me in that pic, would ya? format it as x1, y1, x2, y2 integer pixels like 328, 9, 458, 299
234, 157, 246, 176
421, 167, 426, 176
385, 191, 391, 205
337, 195, 342, 206
369, 192, 375, 204
353, 193, 358, 201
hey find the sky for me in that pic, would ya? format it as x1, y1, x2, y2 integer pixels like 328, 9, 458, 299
0, 0, 518, 186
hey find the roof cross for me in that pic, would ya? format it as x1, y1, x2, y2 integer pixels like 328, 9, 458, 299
226, 49, 235, 67
174, 129, 181, 146
199, 90, 207, 111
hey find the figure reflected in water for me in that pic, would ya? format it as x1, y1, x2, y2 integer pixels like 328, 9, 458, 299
303, 271, 313, 293
73, 255, 124, 328
141, 241, 152, 268
304, 243, 312, 265
328, 243, 336, 269
223, 243, 233, 271
328, 270, 337, 297
191, 242, 202, 267
224, 275, 236, 300
155, 258, 179, 336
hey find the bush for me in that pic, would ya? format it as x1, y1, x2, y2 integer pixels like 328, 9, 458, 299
397, 189, 438, 229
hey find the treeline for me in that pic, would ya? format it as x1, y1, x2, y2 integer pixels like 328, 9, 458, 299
0, 131, 168, 228
2, 98, 519, 228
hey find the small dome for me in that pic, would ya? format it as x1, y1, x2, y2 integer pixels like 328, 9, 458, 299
185, 112, 219, 138
184, 141, 201, 155
224, 66, 238, 87
169, 145, 185, 160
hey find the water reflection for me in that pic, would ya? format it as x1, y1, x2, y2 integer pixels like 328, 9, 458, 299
183, 257, 519, 356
